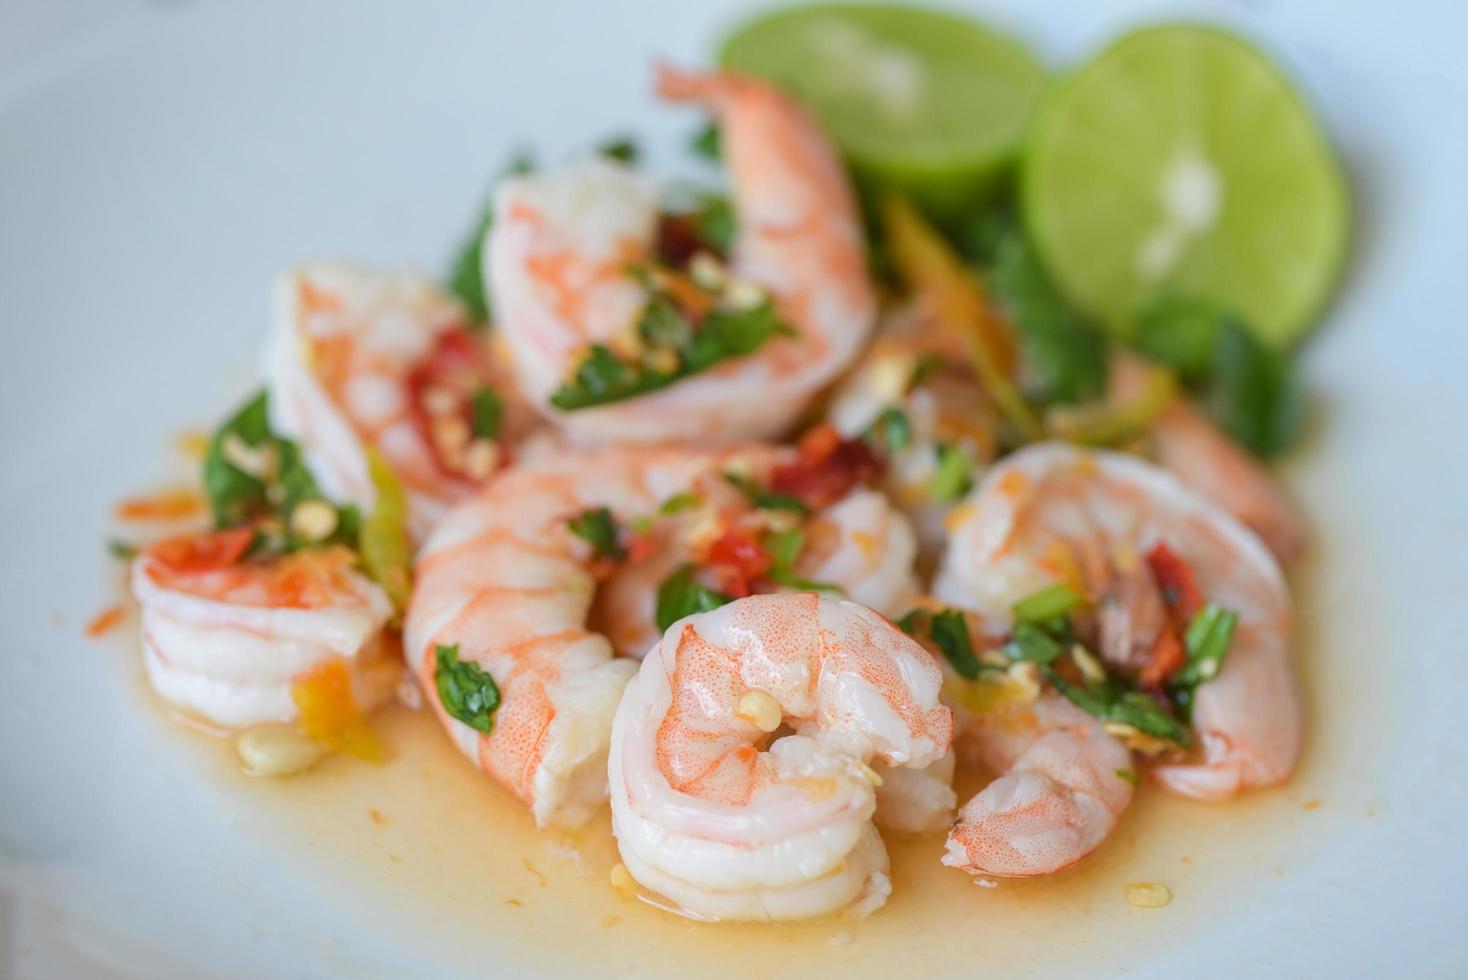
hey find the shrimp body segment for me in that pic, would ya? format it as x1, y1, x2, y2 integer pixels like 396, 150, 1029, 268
609, 593, 953, 921
936, 443, 1299, 801
266, 263, 531, 542
487, 67, 874, 445
944, 692, 1133, 876
133, 541, 396, 729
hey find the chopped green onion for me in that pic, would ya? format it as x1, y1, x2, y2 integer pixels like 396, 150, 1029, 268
1115, 768, 1140, 786
434, 643, 501, 734
724, 472, 810, 514
658, 492, 703, 515
1003, 621, 1066, 664
863, 406, 912, 454
930, 443, 973, 503
359, 449, 412, 616
1011, 583, 1084, 623
1173, 603, 1239, 688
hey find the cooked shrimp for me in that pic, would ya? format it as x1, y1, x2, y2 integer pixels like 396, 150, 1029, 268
406, 444, 919, 828
608, 593, 953, 921
872, 749, 958, 836
487, 65, 874, 445
266, 262, 535, 542
132, 529, 397, 729
1110, 354, 1307, 563
943, 692, 1133, 876
935, 442, 1299, 801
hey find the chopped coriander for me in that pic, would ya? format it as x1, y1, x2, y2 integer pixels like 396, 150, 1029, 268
567, 507, 625, 560
724, 471, 810, 514
1012, 584, 1083, 623
930, 609, 983, 680
1172, 603, 1239, 688
434, 643, 501, 734
658, 492, 703, 515
597, 136, 638, 164
691, 193, 736, 256
470, 385, 503, 441
690, 121, 721, 162
863, 406, 912, 454
549, 299, 793, 411
930, 443, 973, 503
655, 565, 731, 631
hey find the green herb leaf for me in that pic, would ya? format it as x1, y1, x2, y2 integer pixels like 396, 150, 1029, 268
107, 539, 137, 560
1045, 670, 1191, 747
763, 528, 805, 570
896, 609, 924, 636
597, 136, 638, 164
1003, 621, 1066, 664
985, 224, 1108, 407
1115, 768, 1140, 786
655, 564, 731, 631
447, 152, 535, 323
766, 569, 845, 593
1172, 603, 1239, 688
724, 471, 810, 514
1135, 294, 1303, 458
930, 443, 973, 503
690, 121, 721, 162
658, 492, 703, 515
691, 193, 735, 256
434, 643, 501, 734
470, 385, 503, 441
567, 507, 625, 560
931, 609, 983, 680
203, 390, 273, 528
1011, 584, 1084, 623
864, 406, 912, 454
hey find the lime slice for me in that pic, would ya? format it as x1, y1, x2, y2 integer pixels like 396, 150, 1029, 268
719, 4, 1046, 220
1021, 25, 1350, 348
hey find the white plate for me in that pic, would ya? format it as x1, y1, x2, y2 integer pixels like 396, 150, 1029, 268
2, 1, 1466, 977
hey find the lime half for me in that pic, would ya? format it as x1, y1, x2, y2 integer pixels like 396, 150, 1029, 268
1021, 25, 1350, 348
720, 4, 1046, 220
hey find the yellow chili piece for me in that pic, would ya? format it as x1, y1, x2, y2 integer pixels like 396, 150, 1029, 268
290, 658, 383, 763
882, 195, 1044, 441
359, 447, 413, 620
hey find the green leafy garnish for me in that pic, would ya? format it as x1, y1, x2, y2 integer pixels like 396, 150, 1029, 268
1046, 670, 1191, 747
930, 609, 983, 681
1115, 768, 1140, 786
203, 390, 353, 552
470, 385, 503, 441
434, 644, 501, 735
447, 152, 535, 323
762, 528, 843, 594
655, 565, 732, 631
597, 136, 638, 164
1172, 603, 1239, 689
658, 492, 703, 515
567, 507, 625, 560
1011, 584, 1083, 623
1002, 621, 1067, 664
549, 298, 794, 411
906, 352, 945, 391
930, 443, 973, 503
690, 121, 721, 162
107, 539, 137, 560
724, 471, 810, 514
1135, 294, 1303, 457
690, 193, 735, 256
863, 406, 912, 454
359, 448, 412, 615
984, 223, 1109, 407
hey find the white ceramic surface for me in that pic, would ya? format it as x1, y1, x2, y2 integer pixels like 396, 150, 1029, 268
2, 0, 1466, 976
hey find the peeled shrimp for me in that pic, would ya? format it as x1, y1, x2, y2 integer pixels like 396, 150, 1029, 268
608, 593, 953, 921
487, 65, 874, 445
943, 691, 1133, 876
266, 262, 533, 542
936, 443, 1299, 801
403, 446, 917, 828
132, 534, 396, 729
